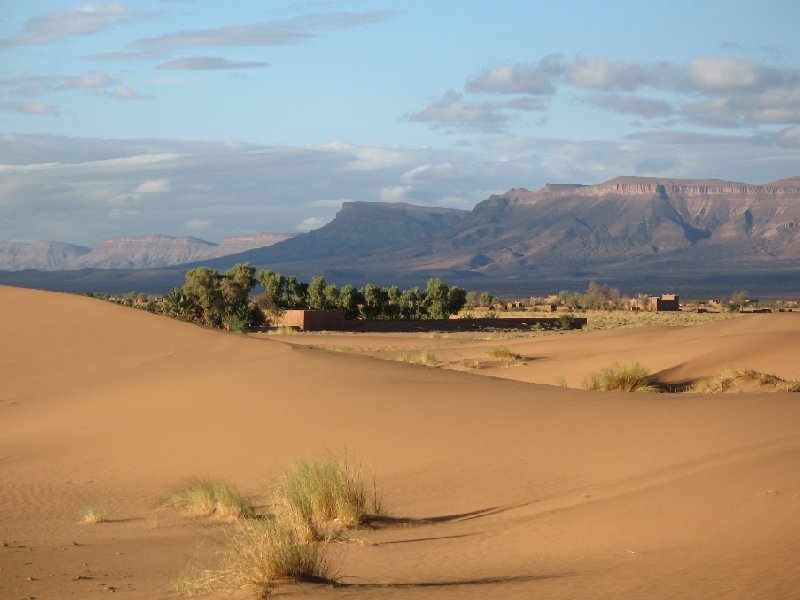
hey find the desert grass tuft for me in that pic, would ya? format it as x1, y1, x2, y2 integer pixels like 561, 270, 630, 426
172, 519, 332, 597
81, 501, 108, 524
268, 326, 299, 335
582, 360, 659, 392
160, 479, 253, 519
396, 351, 437, 366
691, 368, 800, 393
486, 347, 523, 361
271, 457, 373, 542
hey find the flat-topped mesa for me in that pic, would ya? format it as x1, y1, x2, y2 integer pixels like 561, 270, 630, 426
496, 176, 800, 204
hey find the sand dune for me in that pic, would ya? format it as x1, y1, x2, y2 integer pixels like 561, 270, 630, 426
2, 285, 799, 599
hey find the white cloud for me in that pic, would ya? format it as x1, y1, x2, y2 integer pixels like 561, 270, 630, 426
56, 72, 115, 90
133, 178, 171, 193
467, 61, 557, 94
417, 54, 800, 133
0, 99, 58, 116
566, 57, 648, 91
109, 85, 149, 100
338, 144, 412, 171
581, 94, 673, 118
157, 57, 269, 70
687, 56, 769, 92
408, 91, 510, 133
401, 163, 455, 182
295, 216, 330, 231
184, 217, 211, 231
379, 185, 411, 202
308, 198, 349, 208
0, 0, 129, 47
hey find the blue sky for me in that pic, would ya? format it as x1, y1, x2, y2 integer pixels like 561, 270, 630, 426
1, 0, 799, 246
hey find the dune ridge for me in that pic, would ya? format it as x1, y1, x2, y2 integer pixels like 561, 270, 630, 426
1, 285, 799, 599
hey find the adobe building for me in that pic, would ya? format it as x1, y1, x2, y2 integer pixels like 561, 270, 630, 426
274, 309, 346, 331
648, 293, 680, 312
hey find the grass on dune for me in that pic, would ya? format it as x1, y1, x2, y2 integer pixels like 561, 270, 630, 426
396, 350, 437, 366
691, 368, 800, 393
81, 501, 108, 524
486, 347, 523, 361
172, 518, 333, 597
169, 456, 384, 596
582, 360, 660, 392
160, 479, 253, 519
270, 457, 374, 542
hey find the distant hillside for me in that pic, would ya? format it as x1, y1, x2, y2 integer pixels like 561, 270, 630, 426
211, 201, 469, 265
2, 177, 799, 297
0, 232, 292, 271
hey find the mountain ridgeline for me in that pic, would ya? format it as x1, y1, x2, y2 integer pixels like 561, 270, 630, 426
2, 177, 799, 296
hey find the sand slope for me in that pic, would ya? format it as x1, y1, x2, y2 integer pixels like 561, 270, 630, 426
1, 285, 799, 599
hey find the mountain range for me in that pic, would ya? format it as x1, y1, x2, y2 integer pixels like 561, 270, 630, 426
2, 176, 799, 297
0, 233, 292, 271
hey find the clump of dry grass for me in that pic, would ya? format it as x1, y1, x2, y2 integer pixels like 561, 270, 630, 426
396, 351, 437, 366
160, 479, 253, 519
270, 457, 373, 542
486, 347, 523, 361
582, 360, 660, 392
268, 326, 299, 335
691, 368, 800, 393
81, 501, 108, 524
172, 519, 332, 597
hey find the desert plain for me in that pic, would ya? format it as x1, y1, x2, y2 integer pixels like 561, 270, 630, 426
2, 284, 800, 599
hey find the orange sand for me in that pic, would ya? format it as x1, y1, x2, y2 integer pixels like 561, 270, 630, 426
1, 285, 799, 599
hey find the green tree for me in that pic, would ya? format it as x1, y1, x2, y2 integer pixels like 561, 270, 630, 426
423, 278, 450, 319
399, 287, 422, 319
447, 286, 467, 316
183, 267, 224, 327
362, 283, 388, 318
219, 263, 256, 331
257, 270, 286, 306
323, 283, 340, 309
338, 284, 363, 319
286, 276, 308, 308
729, 290, 750, 312
307, 275, 328, 309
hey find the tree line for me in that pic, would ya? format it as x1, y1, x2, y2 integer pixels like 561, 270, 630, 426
156, 263, 467, 331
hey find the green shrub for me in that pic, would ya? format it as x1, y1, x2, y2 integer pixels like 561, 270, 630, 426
582, 360, 659, 392
559, 313, 576, 329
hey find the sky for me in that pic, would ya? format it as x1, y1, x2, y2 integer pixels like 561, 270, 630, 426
1, 0, 799, 246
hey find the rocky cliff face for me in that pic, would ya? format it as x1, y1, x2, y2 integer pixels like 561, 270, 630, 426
453, 176, 800, 271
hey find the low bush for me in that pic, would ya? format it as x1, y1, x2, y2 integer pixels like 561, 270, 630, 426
582, 360, 659, 392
